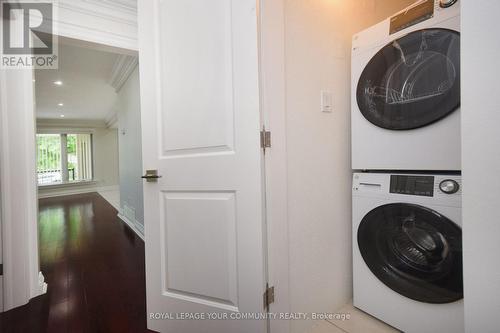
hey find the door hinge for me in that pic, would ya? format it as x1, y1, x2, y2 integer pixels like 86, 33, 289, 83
264, 283, 275, 310
260, 128, 271, 152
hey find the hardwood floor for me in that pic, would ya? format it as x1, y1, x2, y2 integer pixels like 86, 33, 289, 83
0, 193, 154, 333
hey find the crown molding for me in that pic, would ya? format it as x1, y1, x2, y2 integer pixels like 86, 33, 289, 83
106, 53, 138, 129
55, 19, 138, 51
104, 109, 119, 129
37, 118, 108, 129
83, 0, 136, 13
29, 0, 137, 24
109, 54, 138, 92
57, 0, 137, 26
28, 0, 138, 50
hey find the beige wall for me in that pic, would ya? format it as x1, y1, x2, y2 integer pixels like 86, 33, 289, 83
36, 119, 119, 197
283, 1, 414, 332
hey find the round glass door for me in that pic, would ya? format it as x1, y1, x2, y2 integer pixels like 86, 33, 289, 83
358, 203, 463, 303
356, 29, 460, 130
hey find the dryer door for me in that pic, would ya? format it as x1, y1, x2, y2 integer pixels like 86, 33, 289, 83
357, 203, 462, 303
356, 28, 460, 130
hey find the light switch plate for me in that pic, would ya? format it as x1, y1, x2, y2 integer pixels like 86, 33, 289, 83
321, 90, 333, 113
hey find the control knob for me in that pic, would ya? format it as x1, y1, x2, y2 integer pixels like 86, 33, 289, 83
440, 0, 458, 8
439, 179, 460, 194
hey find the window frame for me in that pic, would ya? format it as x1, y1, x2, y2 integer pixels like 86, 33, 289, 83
36, 129, 95, 186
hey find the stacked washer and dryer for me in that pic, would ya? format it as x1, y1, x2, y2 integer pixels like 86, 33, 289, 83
351, 1, 463, 333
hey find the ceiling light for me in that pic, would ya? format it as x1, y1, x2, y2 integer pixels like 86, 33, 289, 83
54, 80, 63, 86
58, 103, 64, 106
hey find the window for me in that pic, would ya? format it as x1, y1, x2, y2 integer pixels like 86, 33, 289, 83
37, 133, 93, 185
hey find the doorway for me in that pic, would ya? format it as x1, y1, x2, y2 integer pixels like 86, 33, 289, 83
33, 37, 147, 330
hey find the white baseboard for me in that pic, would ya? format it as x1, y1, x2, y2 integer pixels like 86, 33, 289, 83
117, 212, 144, 241
38, 185, 119, 199
98, 189, 120, 211
36, 271, 48, 296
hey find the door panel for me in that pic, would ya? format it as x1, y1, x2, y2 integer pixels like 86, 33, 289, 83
162, 191, 238, 310
138, 0, 266, 332
158, 0, 235, 155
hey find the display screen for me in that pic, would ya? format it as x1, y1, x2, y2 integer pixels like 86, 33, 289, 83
390, 175, 434, 197
390, 0, 434, 35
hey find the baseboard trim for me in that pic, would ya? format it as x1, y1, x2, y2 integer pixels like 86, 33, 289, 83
117, 212, 144, 241
36, 272, 48, 297
38, 185, 119, 199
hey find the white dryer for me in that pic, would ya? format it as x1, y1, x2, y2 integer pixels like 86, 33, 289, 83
352, 172, 463, 333
351, 0, 461, 170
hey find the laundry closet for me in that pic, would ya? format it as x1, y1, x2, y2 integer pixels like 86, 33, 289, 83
276, 1, 463, 333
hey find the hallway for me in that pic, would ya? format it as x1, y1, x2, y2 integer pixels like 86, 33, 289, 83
0, 193, 152, 333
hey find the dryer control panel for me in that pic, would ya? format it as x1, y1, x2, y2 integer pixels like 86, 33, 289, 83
388, 0, 459, 35
389, 0, 434, 34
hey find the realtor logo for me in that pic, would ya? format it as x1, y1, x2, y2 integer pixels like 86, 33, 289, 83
1, 1, 58, 68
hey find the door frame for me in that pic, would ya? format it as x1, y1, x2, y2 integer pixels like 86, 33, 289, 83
0, 65, 43, 311
259, 1, 291, 332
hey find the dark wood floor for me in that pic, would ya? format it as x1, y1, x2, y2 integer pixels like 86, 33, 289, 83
0, 192, 154, 333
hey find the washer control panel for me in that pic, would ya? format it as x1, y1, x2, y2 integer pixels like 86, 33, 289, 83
390, 175, 434, 197
388, 175, 461, 197
353, 173, 462, 207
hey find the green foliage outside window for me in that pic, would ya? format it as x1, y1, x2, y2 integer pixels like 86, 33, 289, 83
37, 134, 61, 171
67, 134, 77, 172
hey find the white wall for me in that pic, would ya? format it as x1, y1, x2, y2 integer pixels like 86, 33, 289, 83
114, 67, 144, 228
94, 127, 120, 186
36, 119, 119, 197
462, 1, 500, 332
282, 1, 413, 332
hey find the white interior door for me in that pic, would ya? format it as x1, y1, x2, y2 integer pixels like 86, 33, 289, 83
138, 1, 267, 332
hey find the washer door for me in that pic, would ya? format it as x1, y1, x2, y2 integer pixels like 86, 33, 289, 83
356, 28, 460, 130
358, 203, 462, 303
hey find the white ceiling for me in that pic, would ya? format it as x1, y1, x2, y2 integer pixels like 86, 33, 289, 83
35, 43, 121, 120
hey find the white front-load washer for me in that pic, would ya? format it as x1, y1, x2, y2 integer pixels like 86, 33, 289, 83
351, 0, 461, 170
352, 172, 463, 333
